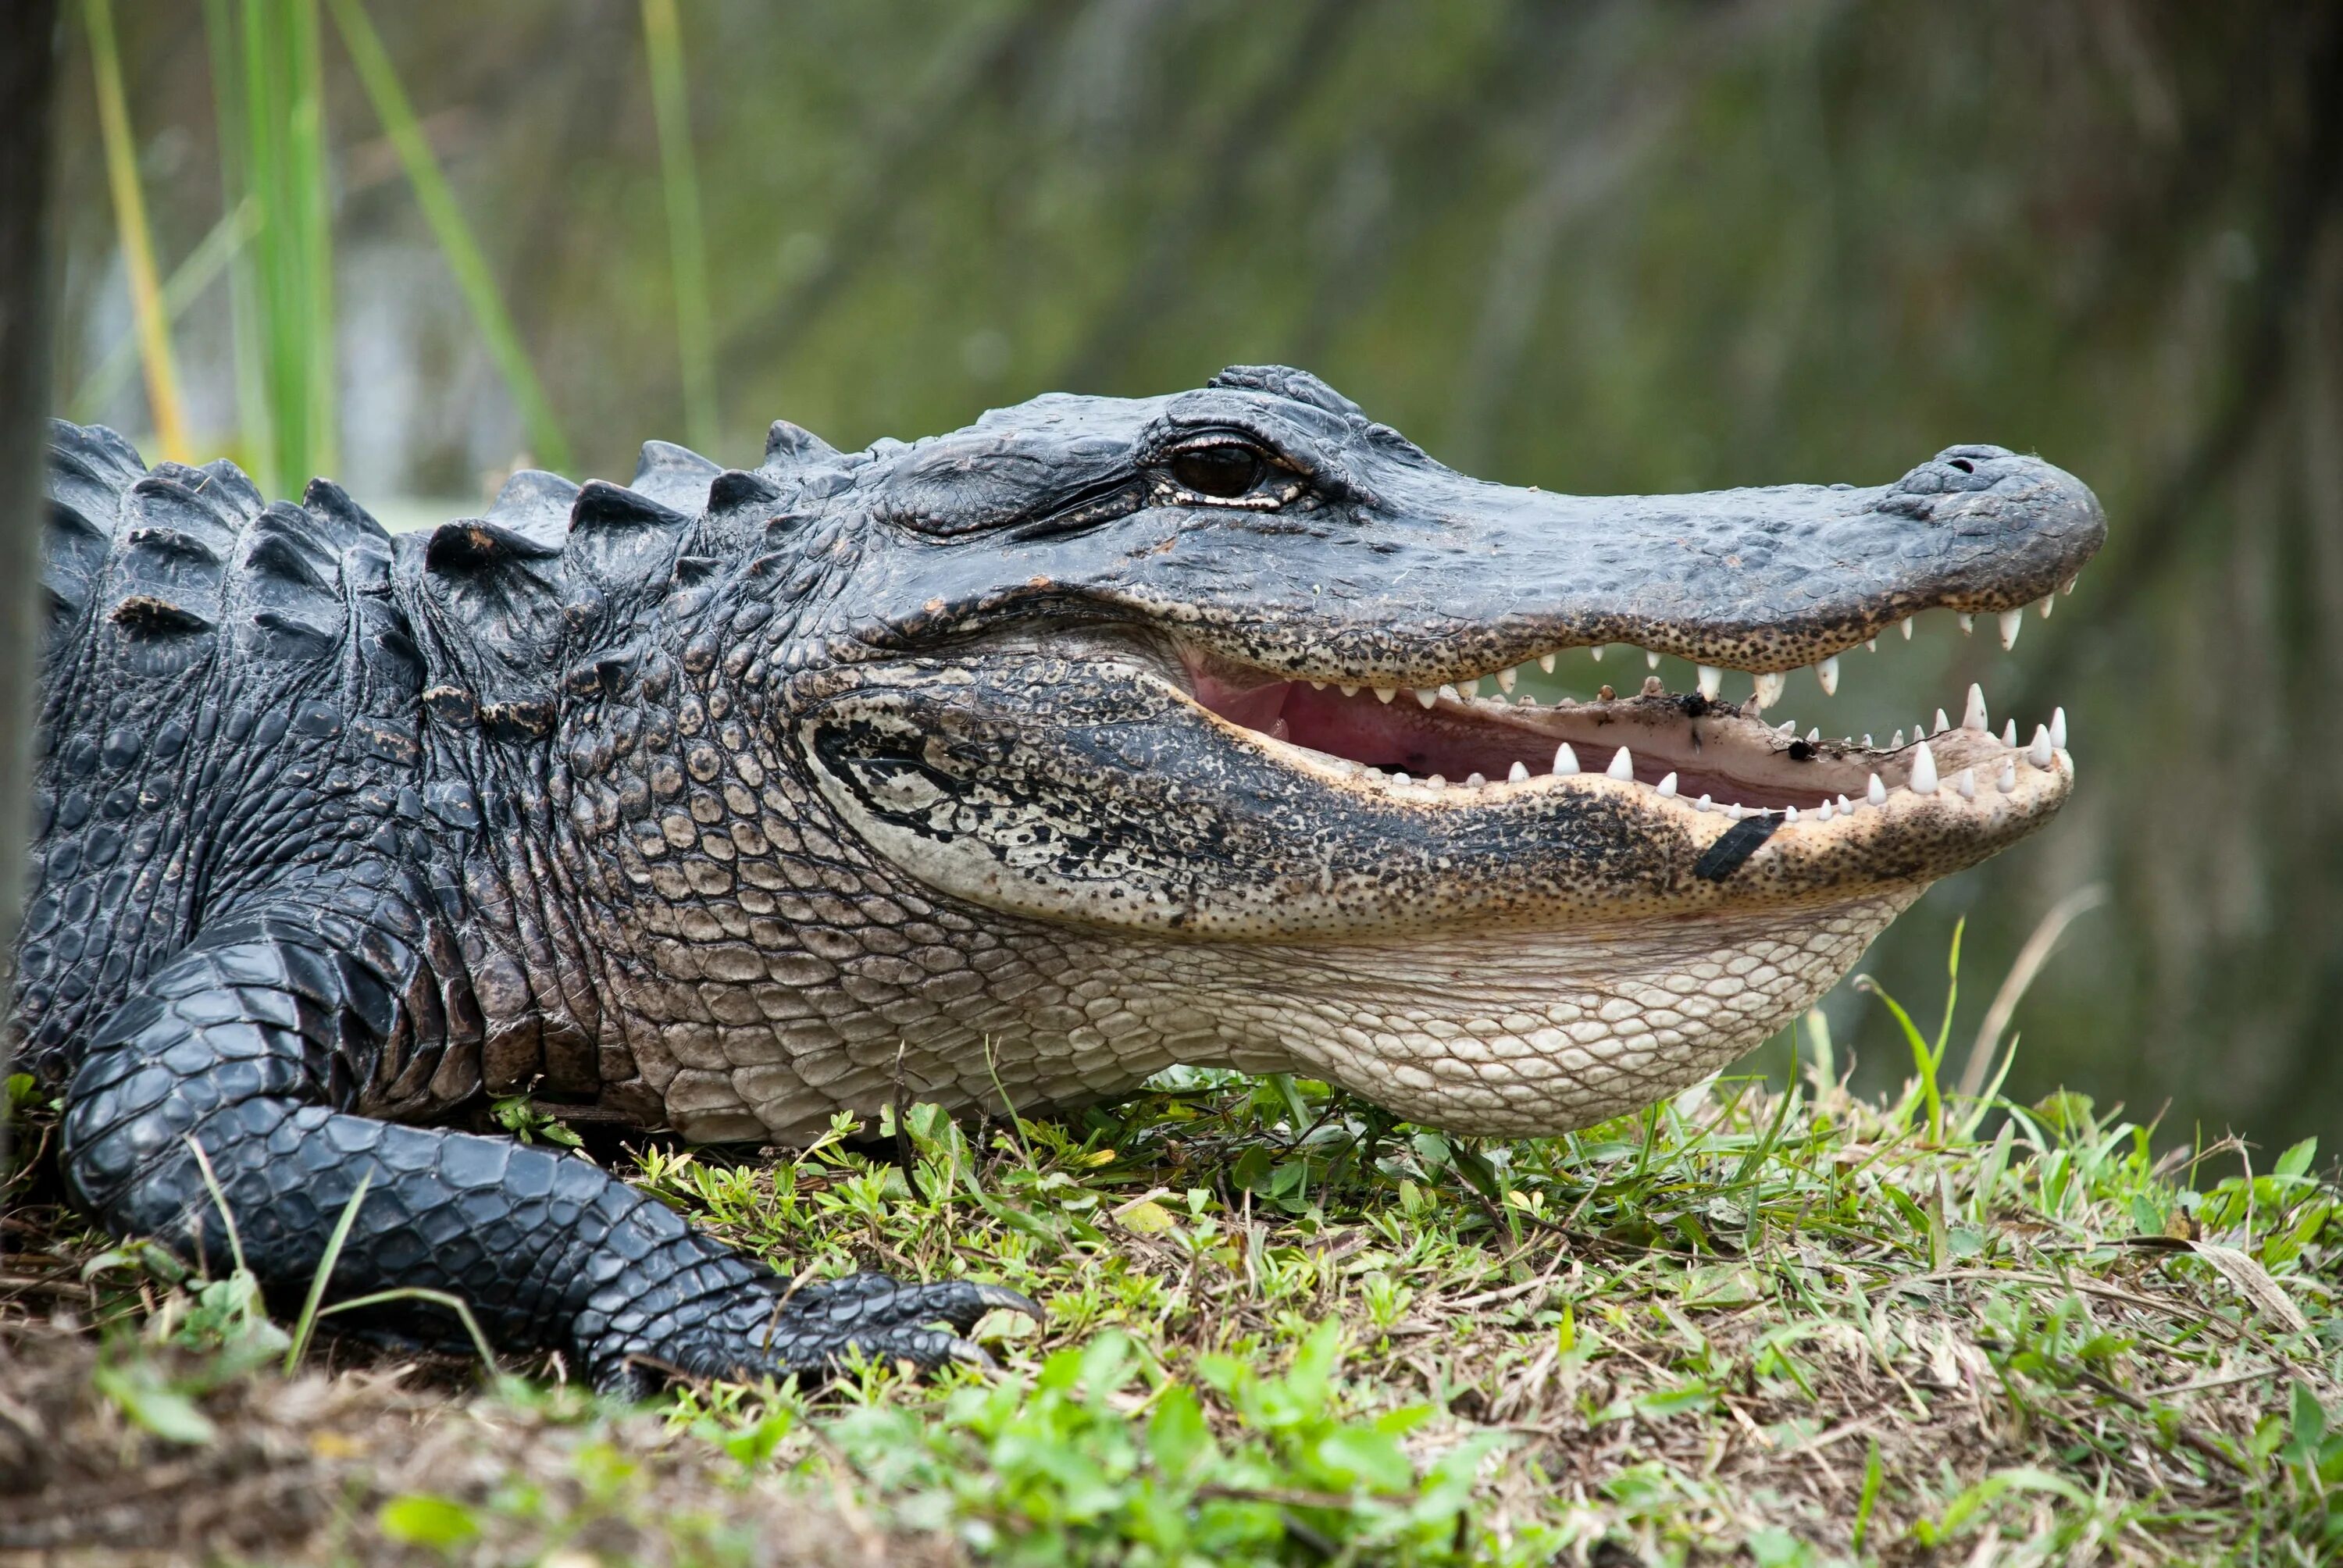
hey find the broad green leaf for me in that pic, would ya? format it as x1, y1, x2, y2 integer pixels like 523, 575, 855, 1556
92, 1362, 216, 1446
1147, 1384, 1212, 1484
376, 1493, 480, 1549
1314, 1425, 1414, 1492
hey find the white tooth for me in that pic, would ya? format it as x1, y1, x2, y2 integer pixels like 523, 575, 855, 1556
1753, 671, 1786, 709
1998, 608, 2024, 650
1934, 708, 1951, 735
1818, 800, 1834, 821
1806, 727, 1821, 743
1310, 680, 1326, 691
1867, 772, 1888, 807
2049, 707, 2067, 749
1495, 666, 1517, 693
1466, 772, 1485, 787
2038, 594, 2055, 619
2062, 576, 2077, 596
1391, 770, 1410, 785
1460, 678, 1481, 698
1553, 743, 1580, 775
1889, 729, 1905, 748
1817, 655, 1839, 695
1997, 760, 2017, 793
2002, 719, 2017, 747
1589, 644, 1604, 661
1538, 653, 1556, 673
2028, 725, 2053, 768
1956, 767, 1976, 800
1507, 760, 1528, 782
1900, 618, 1915, 640
1646, 649, 1662, 670
1415, 688, 1438, 708
1517, 693, 1539, 706
1910, 741, 1939, 793
1427, 775, 1446, 790
1865, 638, 1878, 653
1374, 686, 1396, 704
1837, 793, 1854, 814
1439, 683, 1461, 701
1606, 747, 1635, 781
1784, 805, 1799, 823
1696, 665, 1723, 700
1696, 793, 1713, 812
1657, 772, 1678, 797
1958, 612, 1974, 635
1726, 803, 1746, 820
1862, 733, 1874, 747
1776, 720, 1796, 739
1963, 683, 1988, 731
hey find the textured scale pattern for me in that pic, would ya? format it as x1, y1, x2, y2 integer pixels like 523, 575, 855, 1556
18, 421, 1032, 1388
10, 371, 2100, 1383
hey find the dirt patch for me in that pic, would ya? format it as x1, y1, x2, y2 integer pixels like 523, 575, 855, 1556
0, 1303, 958, 1566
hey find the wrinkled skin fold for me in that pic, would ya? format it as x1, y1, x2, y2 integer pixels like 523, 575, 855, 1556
12, 365, 2102, 1384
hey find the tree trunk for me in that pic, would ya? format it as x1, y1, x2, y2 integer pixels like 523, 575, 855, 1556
0, 2, 60, 1121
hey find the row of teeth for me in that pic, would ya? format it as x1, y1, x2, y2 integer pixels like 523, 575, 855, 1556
1304, 594, 2076, 711
1344, 686, 2070, 821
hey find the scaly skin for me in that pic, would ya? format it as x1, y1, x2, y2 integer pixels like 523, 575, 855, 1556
10, 367, 2103, 1384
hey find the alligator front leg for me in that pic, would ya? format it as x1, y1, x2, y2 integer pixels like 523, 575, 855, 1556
59, 911, 1033, 1392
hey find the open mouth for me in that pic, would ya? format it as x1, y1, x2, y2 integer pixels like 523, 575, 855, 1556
1178, 597, 2074, 825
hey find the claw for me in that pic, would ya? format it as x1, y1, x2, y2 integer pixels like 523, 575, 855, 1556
972, 1281, 1043, 1320
945, 1336, 998, 1370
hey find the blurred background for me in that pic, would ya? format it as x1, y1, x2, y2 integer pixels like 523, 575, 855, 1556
41, 2, 2343, 1148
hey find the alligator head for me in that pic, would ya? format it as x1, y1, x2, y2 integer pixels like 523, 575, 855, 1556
525, 365, 2102, 1139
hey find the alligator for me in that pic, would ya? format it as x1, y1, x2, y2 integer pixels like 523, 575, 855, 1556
10, 366, 2102, 1388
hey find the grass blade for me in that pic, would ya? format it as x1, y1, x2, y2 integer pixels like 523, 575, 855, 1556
201, 0, 272, 484
284, 1171, 372, 1372
641, 0, 719, 454
82, 0, 191, 461
69, 198, 258, 424
1955, 884, 2106, 1099
317, 1287, 500, 1377
237, 0, 336, 492
323, 0, 573, 474
180, 1135, 250, 1281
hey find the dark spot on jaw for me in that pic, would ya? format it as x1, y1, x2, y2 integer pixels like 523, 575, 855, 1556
1787, 739, 1814, 761
1693, 814, 1781, 882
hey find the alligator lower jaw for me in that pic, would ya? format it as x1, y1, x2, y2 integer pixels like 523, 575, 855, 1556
1176, 643, 2074, 836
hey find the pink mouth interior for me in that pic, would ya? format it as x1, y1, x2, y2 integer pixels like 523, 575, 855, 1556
1194, 668, 1548, 780
1186, 658, 1880, 812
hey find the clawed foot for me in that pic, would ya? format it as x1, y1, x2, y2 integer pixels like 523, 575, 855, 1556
584, 1255, 1042, 1397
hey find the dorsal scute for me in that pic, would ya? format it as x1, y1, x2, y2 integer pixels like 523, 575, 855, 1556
765, 419, 839, 468
708, 468, 783, 511
569, 479, 690, 534
630, 440, 722, 513
486, 468, 581, 549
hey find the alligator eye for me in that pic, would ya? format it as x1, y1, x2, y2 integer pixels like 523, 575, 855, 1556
1169, 444, 1265, 499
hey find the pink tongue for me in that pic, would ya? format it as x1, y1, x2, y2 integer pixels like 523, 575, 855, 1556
1190, 670, 1532, 778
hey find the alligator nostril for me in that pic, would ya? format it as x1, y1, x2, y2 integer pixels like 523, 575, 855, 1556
1947, 458, 1975, 474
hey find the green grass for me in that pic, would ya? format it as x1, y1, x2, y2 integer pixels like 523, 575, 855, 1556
640, 0, 719, 457
212, 0, 338, 496
82, 0, 190, 463
322, 0, 573, 475
9, 942, 2339, 1563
